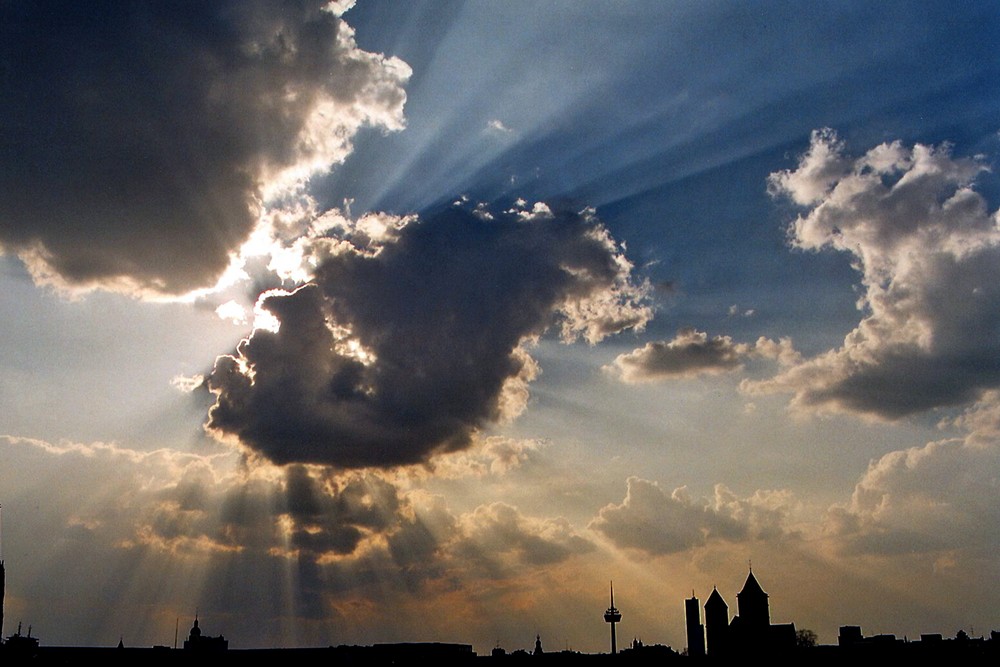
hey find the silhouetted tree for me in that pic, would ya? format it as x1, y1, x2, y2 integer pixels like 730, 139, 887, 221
795, 629, 818, 648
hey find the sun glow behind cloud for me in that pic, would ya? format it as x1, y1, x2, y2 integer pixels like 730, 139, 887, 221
0, 1, 410, 300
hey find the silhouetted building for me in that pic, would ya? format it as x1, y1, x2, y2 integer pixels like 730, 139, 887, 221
736, 567, 769, 630
836, 625, 903, 649
5, 621, 39, 658
839, 625, 863, 646
704, 587, 729, 657
699, 568, 794, 657
182, 616, 228, 652
618, 639, 680, 662
534, 635, 544, 656
369, 642, 474, 663
685, 593, 705, 657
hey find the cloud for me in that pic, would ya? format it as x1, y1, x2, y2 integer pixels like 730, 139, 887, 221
486, 119, 515, 135
0, 433, 599, 640
278, 466, 404, 558
946, 389, 1000, 448
480, 437, 543, 476
0, 435, 414, 568
589, 477, 794, 555
206, 205, 650, 468
746, 129, 1000, 418
608, 329, 797, 382
0, 434, 832, 648
421, 437, 545, 480
170, 373, 206, 394
456, 502, 594, 572
826, 393, 1000, 558
215, 300, 249, 325
728, 304, 755, 318
0, 1, 409, 296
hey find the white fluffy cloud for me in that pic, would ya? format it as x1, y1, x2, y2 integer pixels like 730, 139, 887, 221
589, 477, 794, 555
745, 129, 1000, 418
0, 1, 409, 296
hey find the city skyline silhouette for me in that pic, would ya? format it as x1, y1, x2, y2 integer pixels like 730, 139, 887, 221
3, 557, 999, 664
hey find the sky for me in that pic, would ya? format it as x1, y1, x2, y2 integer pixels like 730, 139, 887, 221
2, 0, 1000, 653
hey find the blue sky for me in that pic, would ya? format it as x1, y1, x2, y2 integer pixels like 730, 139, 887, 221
2, 0, 1000, 652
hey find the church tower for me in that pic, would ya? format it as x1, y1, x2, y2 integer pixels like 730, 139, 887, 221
736, 566, 770, 629
704, 587, 729, 657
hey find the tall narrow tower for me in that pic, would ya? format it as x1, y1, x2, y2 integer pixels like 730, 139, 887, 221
685, 592, 705, 657
1, 503, 5, 641
603, 581, 622, 655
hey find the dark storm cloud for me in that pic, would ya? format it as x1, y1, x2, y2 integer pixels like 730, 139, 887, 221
279, 466, 403, 555
747, 130, 1000, 418
284, 464, 324, 517
207, 205, 650, 467
0, 1, 408, 295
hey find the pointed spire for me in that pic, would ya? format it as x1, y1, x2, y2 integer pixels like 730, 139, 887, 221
738, 567, 767, 597
705, 586, 727, 609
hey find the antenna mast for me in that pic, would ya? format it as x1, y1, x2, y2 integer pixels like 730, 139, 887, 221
604, 580, 622, 654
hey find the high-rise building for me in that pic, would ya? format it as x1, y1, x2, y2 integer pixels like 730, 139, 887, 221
685, 592, 705, 657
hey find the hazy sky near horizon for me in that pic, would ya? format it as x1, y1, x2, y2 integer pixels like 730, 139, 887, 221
2, 0, 1000, 653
